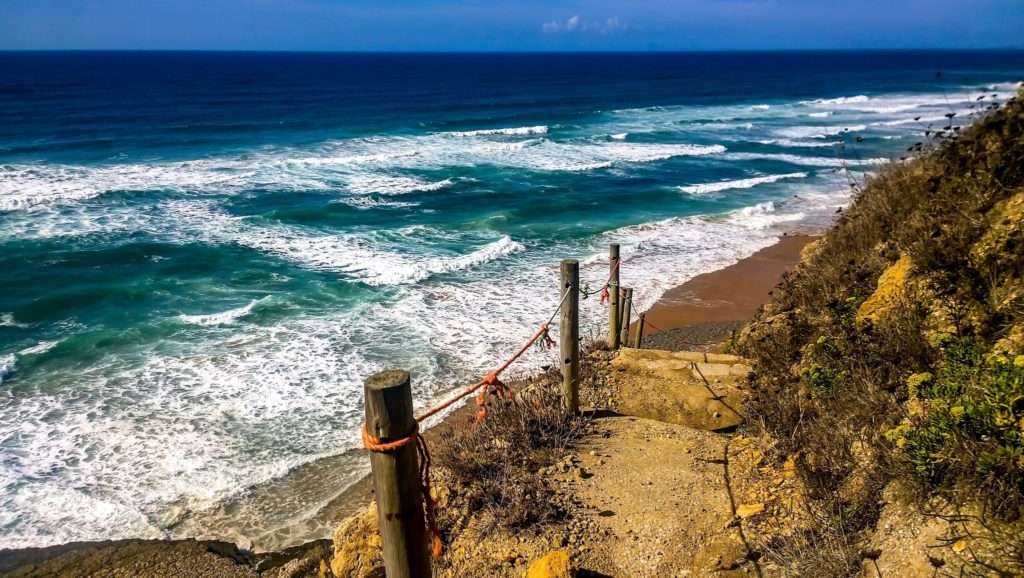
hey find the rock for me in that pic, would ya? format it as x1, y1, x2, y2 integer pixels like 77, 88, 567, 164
0, 539, 261, 578
330, 503, 384, 578
491, 548, 518, 564
526, 550, 576, 578
735, 503, 765, 518
257, 540, 333, 578
691, 363, 733, 378
856, 253, 915, 325
782, 456, 797, 478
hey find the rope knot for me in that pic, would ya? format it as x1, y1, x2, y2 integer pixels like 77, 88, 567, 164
361, 422, 443, 558
541, 324, 556, 350
361, 423, 417, 452
476, 371, 512, 422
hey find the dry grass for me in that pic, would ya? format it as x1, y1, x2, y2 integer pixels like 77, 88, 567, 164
431, 365, 590, 536
738, 87, 1024, 575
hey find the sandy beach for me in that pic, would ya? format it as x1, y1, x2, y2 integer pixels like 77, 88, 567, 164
632, 234, 817, 351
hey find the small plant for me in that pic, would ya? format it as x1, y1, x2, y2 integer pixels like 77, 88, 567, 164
432, 367, 587, 532
799, 336, 849, 396
891, 341, 1024, 517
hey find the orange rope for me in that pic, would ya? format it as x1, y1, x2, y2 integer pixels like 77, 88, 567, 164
599, 257, 621, 304
417, 322, 551, 422
359, 322, 554, 559
361, 423, 443, 558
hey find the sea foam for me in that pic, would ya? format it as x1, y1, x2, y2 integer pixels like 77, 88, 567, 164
0, 313, 30, 328
722, 152, 888, 167
18, 341, 61, 356
0, 355, 14, 386
178, 297, 269, 326
677, 172, 808, 195
447, 125, 549, 137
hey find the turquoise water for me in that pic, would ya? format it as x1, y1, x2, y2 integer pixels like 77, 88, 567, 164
1, 51, 1021, 550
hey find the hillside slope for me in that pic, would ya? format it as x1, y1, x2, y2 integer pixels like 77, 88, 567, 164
738, 87, 1024, 575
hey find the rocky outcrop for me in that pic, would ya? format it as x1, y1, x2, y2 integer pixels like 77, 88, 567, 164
329, 503, 383, 578
525, 551, 575, 578
609, 348, 747, 431
856, 253, 915, 326
0, 538, 335, 578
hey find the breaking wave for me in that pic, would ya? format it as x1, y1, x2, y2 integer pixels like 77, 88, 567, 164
677, 172, 809, 195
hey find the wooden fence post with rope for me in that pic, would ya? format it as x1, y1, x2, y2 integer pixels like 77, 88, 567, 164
635, 311, 645, 349
620, 287, 633, 347
559, 259, 580, 413
363, 370, 433, 578
608, 243, 621, 349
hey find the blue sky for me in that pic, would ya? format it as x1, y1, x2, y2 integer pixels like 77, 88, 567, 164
2, 0, 1022, 51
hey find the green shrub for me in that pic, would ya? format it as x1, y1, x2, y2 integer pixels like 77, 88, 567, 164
892, 342, 1024, 516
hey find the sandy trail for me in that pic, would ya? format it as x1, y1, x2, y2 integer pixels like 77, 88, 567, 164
551, 347, 780, 577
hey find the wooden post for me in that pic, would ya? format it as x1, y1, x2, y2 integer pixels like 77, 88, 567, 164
608, 243, 620, 349
364, 370, 432, 578
620, 288, 633, 347
559, 260, 580, 413
635, 312, 646, 349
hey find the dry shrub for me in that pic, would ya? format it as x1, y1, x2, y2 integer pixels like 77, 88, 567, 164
762, 527, 862, 578
739, 88, 1024, 575
432, 367, 587, 533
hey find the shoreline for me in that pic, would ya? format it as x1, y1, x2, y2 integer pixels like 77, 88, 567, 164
269, 232, 820, 547
321, 234, 819, 537
0, 232, 815, 568
632, 234, 817, 351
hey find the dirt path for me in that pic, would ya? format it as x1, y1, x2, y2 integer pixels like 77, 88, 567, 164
562, 417, 753, 577
551, 347, 781, 577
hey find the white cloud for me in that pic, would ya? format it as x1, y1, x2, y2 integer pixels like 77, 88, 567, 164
542, 15, 625, 35
542, 20, 561, 33
600, 17, 625, 33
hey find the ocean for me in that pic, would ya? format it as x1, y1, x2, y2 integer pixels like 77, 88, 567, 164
1, 50, 1021, 551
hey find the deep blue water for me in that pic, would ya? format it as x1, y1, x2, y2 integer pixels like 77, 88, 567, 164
1, 51, 1021, 550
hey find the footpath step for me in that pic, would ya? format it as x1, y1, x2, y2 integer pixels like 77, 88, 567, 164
605, 347, 749, 432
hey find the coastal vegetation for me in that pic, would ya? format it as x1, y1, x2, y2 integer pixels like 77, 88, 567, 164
738, 86, 1024, 575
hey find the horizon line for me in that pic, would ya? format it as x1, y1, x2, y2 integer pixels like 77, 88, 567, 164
1, 47, 1022, 54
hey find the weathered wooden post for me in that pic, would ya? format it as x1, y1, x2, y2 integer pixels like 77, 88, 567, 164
560, 259, 580, 413
363, 370, 432, 578
608, 243, 621, 349
620, 288, 634, 347
635, 312, 646, 349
